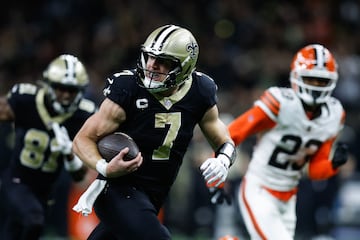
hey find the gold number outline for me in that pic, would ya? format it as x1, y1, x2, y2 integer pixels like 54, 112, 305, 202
153, 112, 181, 160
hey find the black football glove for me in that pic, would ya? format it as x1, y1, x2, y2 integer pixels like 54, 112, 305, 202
209, 187, 232, 205
332, 142, 349, 169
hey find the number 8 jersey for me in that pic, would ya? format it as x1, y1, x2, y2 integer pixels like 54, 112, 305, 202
229, 86, 345, 192
5, 83, 96, 191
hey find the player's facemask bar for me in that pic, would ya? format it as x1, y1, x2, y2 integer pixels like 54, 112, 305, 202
47, 83, 83, 114
291, 76, 336, 106
137, 52, 182, 93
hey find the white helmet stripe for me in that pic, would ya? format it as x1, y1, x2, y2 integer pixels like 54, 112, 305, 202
152, 25, 179, 51
314, 44, 325, 68
62, 55, 77, 84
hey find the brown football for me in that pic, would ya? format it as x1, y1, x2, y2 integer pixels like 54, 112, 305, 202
97, 132, 139, 162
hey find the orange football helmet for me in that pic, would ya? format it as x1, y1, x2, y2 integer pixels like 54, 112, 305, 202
290, 44, 338, 106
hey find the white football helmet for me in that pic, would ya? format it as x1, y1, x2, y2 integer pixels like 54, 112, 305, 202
290, 44, 338, 106
137, 25, 199, 93
43, 54, 89, 113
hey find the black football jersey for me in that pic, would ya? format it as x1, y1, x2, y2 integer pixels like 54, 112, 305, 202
102, 70, 218, 202
6, 83, 96, 192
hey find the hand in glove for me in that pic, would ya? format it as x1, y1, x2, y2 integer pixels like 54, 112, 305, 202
332, 142, 349, 169
209, 185, 232, 205
51, 122, 72, 155
64, 155, 86, 181
200, 155, 230, 188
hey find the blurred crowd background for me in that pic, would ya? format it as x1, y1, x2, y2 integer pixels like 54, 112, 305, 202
1, 0, 360, 239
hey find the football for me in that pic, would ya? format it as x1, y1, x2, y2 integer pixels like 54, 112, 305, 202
97, 132, 139, 162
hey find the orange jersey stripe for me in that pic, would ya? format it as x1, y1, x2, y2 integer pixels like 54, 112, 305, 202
228, 105, 276, 146
259, 91, 280, 116
263, 186, 298, 202
308, 137, 338, 180
241, 178, 267, 240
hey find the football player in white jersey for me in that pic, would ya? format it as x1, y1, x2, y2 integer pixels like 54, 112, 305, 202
227, 44, 348, 239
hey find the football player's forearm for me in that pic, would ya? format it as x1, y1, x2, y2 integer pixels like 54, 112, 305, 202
228, 106, 275, 145
307, 159, 338, 180
307, 137, 338, 180
73, 135, 102, 170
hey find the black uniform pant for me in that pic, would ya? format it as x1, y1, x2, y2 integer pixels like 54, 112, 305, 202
88, 184, 170, 240
1, 172, 47, 240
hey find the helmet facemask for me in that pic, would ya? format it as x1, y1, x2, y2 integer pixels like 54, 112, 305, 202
46, 83, 84, 114
137, 52, 182, 93
290, 73, 337, 106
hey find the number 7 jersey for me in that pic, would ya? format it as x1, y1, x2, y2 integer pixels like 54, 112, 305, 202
230, 86, 345, 191
100, 70, 218, 207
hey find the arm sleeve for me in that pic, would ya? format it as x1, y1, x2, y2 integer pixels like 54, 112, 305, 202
307, 137, 339, 180
228, 105, 276, 146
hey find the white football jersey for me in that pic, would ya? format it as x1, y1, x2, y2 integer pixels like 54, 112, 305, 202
246, 86, 344, 191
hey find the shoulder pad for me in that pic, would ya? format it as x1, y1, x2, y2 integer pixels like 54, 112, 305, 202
328, 96, 343, 108
267, 87, 298, 103
194, 71, 215, 82
255, 87, 283, 120
193, 71, 218, 91
103, 70, 136, 98
78, 98, 97, 113
113, 70, 136, 78
10, 83, 38, 96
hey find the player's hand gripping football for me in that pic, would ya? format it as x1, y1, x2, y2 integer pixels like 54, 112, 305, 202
332, 142, 349, 169
200, 154, 229, 188
51, 122, 72, 155
105, 148, 143, 178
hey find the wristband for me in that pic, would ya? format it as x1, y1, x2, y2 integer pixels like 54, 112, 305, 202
215, 142, 236, 166
96, 159, 108, 177
64, 155, 83, 171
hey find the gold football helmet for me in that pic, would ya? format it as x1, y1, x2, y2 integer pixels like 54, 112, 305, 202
137, 25, 199, 92
43, 54, 89, 113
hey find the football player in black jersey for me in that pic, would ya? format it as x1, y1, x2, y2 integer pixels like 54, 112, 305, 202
72, 25, 236, 239
0, 54, 97, 240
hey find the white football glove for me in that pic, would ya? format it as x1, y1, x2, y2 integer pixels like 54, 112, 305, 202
200, 154, 230, 188
64, 154, 84, 172
51, 122, 72, 155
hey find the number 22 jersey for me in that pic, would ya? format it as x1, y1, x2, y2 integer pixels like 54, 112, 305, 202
229, 86, 345, 192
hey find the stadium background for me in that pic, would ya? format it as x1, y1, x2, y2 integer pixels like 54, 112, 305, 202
0, 0, 360, 239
